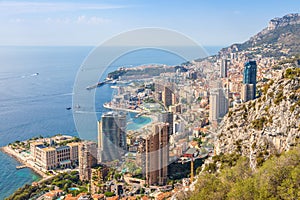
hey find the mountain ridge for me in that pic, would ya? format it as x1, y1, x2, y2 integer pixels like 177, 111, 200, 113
219, 13, 300, 58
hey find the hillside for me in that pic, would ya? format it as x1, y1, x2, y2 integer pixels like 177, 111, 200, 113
220, 13, 300, 58
184, 145, 300, 200
215, 67, 300, 168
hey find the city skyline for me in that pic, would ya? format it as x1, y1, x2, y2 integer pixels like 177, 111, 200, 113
1, 0, 300, 46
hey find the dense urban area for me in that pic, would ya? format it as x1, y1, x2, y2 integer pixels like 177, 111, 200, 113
2, 13, 300, 200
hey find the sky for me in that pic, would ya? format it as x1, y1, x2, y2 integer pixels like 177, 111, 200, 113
0, 0, 300, 46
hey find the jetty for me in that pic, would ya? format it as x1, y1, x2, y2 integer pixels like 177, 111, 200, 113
16, 165, 28, 169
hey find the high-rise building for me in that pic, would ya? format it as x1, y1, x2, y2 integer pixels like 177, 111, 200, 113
243, 61, 257, 100
79, 141, 98, 181
162, 86, 173, 108
241, 84, 255, 102
158, 111, 173, 135
98, 112, 127, 162
220, 58, 228, 78
169, 103, 182, 114
209, 81, 228, 122
138, 122, 169, 186
209, 91, 219, 122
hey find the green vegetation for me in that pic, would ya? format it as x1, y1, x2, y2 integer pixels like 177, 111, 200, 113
264, 105, 270, 112
143, 97, 156, 103
123, 161, 142, 175
284, 67, 300, 79
107, 68, 126, 80
193, 137, 202, 146
5, 184, 40, 200
274, 90, 285, 105
188, 146, 300, 200
237, 23, 300, 57
290, 99, 300, 112
58, 136, 81, 146
104, 191, 115, 197
168, 159, 204, 180
252, 117, 267, 130
228, 110, 233, 118
262, 81, 272, 95
6, 171, 87, 200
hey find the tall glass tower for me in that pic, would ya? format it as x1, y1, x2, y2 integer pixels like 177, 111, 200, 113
243, 61, 257, 99
98, 112, 127, 162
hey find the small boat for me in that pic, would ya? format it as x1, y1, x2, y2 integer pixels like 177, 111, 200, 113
31, 73, 39, 76
66, 107, 72, 110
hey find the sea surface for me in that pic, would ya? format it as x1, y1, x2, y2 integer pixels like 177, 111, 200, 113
0, 45, 222, 199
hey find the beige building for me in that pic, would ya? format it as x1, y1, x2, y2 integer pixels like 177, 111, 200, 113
31, 142, 80, 170
162, 86, 173, 108
241, 83, 255, 102
79, 141, 98, 181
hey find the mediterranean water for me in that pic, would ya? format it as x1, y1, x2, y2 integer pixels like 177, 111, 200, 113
0, 46, 222, 199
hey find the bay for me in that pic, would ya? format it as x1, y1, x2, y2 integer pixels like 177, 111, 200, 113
0, 45, 222, 199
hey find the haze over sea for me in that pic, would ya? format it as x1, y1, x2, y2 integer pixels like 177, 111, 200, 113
0, 46, 221, 199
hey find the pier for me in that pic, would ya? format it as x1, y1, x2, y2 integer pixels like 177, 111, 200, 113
16, 165, 28, 169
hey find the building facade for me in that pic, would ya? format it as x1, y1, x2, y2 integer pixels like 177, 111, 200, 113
31, 142, 80, 170
158, 111, 174, 135
220, 58, 228, 78
138, 122, 169, 186
98, 112, 127, 162
243, 61, 257, 100
79, 141, 98, 181
162, 86, 173, 108
209, 81, 228, 122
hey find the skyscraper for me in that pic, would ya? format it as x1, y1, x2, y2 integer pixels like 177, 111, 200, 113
220, 57, 228, 78
209, 81, 228, 122
241, 84, 255, 102
138, 122, 169, 186
158, 111, 173, 135
243, 61, 257, 100
98, 112, 127, 162
79, 141, 98, 181
162, 85, 173, 108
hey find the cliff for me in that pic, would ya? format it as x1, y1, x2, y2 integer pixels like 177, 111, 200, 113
215, 67, 300, 168
220, 13, 300, 57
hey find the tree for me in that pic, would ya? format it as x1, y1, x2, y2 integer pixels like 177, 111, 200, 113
104, 191, 115, 197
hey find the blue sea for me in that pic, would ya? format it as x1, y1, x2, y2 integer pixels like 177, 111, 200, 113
0, 45, 222, 199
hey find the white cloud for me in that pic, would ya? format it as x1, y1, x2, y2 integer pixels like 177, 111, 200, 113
45, 16, 111, 25
76, 15, 111, 25
0, 1, 129, 15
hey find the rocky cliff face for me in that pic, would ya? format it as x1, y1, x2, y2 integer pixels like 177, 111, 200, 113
220, 13, 300, 57
267, 13, 300, 31
215, 68, 300, 168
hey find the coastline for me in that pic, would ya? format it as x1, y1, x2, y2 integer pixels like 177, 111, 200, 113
103, 102, 142, 113
103, 103, 158, 129
0, 146, 48, 179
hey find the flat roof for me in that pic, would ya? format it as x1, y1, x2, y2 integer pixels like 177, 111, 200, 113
42, 147, 56, 152
56, 146, 70, 151
67, 142, 79, 147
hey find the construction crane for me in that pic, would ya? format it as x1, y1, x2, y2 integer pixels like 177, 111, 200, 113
190, 157, 194, 183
